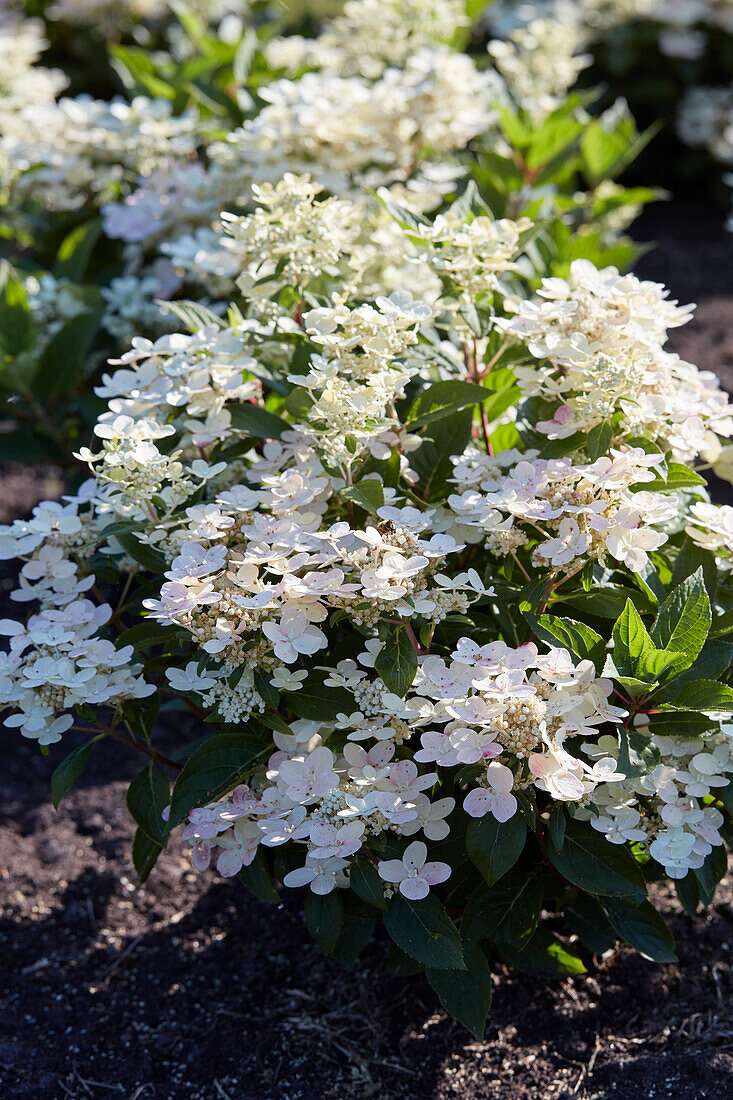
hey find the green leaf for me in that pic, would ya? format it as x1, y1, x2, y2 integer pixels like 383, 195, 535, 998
500, 928, 586, 976
238, 850, 280, 905
410, 406, 473, 503
603, 898, 677, 963
646, 710, 719, 738
587, 420, 613, 461
286, 670, 355, 721
548, 804, 566, 851
115, 532, 167, 574
546, 820, 647, 901
228, 403, 289, 439
462, 870, 543, 948
427, 944, 492, 1039
668, 680, 733, 714
116, 620, 178, 650
384, 893, 465, 970
566, 896, 617, 953
406, 380, 487, 429
132, 827, 162, 883
157, 298, 226, 333
671, 540, 717, 603
330, 913, 375, 968
126, 764, 170, 846
168, 730, 270, 827
375, 630, 418, 698
632, 463, 706, 493
54, 218, 102, 281
650, 568, 710, 676
559, 586, 654, 619
341, 479, 384, 514
465, 813, 527, 886
617, 726, 660, 780
524, 613, 605, 669
0, 262, 32, 355
350, 858, 386, 910
612, 599, 653, 675
305, 890, 343, 955
51, 737, 100, 809
675, 872, 700, 916
694, 844, 728, 906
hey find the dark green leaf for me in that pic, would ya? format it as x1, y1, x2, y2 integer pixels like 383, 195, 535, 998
500, 928, 586, 976
168, 731, 270, 827
466, 813, 527, 886
350, 858, 387, 910
132, 827, 162, 883
603, 898, 677, 963
524, 613, 605, 669
650, 569, 710, 676
410, 407, 473, 503
462, 870, 543, 948
587, 420, 612, 461
126, 764, 170, 846
375, 630, 418, 698
427, 944, 492, 1039
566, 895, 617, 953
238, 850, 280, 905
548, 805, 566, 850
384, 893, 465, 970
668, 680, 733, 713
306, 890, 343, 955
406, 380, 487, 429
547, 820, 647, 901
286, 670, 355, 721
228, 403, 289, 439
51, 737, 99, 809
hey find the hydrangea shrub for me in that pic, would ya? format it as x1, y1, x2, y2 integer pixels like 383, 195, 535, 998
2, 170, 733, 1037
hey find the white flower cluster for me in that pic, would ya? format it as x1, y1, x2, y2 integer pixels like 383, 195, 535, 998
209, 52, 502, 203
2, 94, 200, 212
265, 0, 468, 79
0, 497, 153, 745
576, 718, 731, 879
488, 15, 592, 122
182, 631, 729, 889
449, 447, 675, 573
499, 258, 733, 464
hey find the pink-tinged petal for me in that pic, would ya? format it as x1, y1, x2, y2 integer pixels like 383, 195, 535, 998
421, 861, 451, 886
310, 874, 336, 895
552, 773, 586, 800
400, 876, 430, 900
403, 841, 427, 871
464, 788, 492, 818
191, 844, 210, 871
310, 821, 336, 846
391, 760, 417, 784
371, 742, 395, 767
283, 866, 316, 889
491, 793, 518, 823
378, 859, 408, 883
528, 753, 551, 779
216, 849, 243, 877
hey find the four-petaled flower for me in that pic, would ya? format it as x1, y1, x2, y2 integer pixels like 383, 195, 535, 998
378, 841, 451, 900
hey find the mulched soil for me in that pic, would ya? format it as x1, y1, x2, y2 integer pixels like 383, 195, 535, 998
2, 198, 733, 1100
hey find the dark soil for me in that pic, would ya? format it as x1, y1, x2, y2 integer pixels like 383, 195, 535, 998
2, 200, 733, 1100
